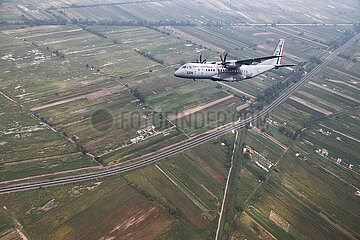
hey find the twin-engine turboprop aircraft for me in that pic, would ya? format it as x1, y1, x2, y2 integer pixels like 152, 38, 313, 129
174, 39, 295, 82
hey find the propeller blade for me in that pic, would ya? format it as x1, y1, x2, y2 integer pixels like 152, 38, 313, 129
220, 53, 228, 67
199, 54, 202, 63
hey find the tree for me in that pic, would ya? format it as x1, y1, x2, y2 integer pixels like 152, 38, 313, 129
132, 88, 145, 103
310, 56, 322, 64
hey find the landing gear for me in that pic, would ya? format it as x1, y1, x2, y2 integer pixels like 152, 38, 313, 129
193, 79, 196, 81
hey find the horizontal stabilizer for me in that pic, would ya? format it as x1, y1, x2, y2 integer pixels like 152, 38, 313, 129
274, 64, 296, 69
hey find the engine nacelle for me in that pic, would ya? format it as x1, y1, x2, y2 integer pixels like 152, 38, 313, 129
225, 62, 237, 69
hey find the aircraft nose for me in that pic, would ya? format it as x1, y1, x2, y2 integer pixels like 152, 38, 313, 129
174, 69, 180, 77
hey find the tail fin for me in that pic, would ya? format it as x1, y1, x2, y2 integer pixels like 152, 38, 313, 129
272, 39, 285, 65
259, 39, 285, 66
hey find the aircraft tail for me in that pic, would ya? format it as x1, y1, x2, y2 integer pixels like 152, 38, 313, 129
272, 39, 285, 65
260, 39, 285, 66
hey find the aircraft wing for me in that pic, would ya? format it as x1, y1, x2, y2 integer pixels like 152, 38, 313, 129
235, 55, 280, 65
211, 73, 246, 82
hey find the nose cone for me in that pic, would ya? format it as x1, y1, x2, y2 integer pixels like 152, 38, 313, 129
174, 69, 180, 77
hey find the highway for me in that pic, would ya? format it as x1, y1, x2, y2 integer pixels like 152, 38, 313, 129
0, 33, 358, 195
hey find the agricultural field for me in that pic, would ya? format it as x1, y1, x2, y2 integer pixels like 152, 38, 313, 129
0, 22, 243, 168
229, 111, 360, 240
227, 34, 360, 239
0, 86, 97, 182
2, 0, 359, 25
237, 148, 360, 240
0, 0, 359, 239
0, 137, 234, 240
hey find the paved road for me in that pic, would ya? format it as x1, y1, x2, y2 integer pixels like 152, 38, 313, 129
0, 33, 358, 195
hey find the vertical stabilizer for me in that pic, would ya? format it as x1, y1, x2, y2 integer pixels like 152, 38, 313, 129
273, 39, 285, 65
260, 39, 285, 65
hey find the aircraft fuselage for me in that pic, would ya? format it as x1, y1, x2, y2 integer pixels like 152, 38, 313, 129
174, 62, 275, 82
175, 39, 294, 82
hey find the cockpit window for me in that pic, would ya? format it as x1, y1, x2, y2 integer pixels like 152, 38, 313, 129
182, 66, 187, 69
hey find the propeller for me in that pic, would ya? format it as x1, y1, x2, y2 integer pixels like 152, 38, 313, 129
220, 53, 228, 67
192, 54, 206, 64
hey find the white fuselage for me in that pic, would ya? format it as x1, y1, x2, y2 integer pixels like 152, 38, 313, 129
174, 62, 275, 82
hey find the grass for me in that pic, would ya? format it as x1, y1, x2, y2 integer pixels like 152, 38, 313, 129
301, 127, 360, 165
234, 168, 260, 206
246, 205, 293, 240
266, 124, 292, 146
0, 175, 174, 240
244, 132, 282, 163
0, 207, 13, 235
101, 128, 185, 164
0, 90, 95, 181
269, 150, 360, 238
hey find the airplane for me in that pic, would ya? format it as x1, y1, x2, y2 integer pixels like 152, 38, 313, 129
174, 39, 295, 82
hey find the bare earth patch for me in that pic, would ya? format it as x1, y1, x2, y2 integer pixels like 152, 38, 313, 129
30, 85, 125, 111
269, 210, 290, 232
186, 151, 223, 184
236, 102, 251, 111
68, 182, 102, 198
41, 35, 90, 45
253, 32, 274, 36
168, 95, 234, 121
240, 212, 277, 239
319, 212, 357, 240
38, 199, 58, 212
297, 90, 342, 111
289, 95, 333, 115
15, 59, 47, 69
0, 229, 22, 240
110, 207, 156, 233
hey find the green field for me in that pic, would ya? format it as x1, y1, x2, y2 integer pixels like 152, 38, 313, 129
0, 0, 359, 239
0, 137, 234, 239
